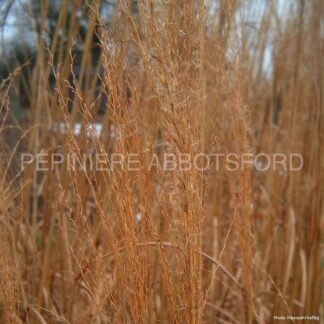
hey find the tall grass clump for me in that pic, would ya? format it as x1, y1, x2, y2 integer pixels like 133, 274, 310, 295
0, 0, 323, 323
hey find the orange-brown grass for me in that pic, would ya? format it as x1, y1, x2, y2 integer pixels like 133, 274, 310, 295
0, 0, 323, 323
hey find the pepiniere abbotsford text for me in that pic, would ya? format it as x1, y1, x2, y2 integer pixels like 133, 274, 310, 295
21, 152, 303, 172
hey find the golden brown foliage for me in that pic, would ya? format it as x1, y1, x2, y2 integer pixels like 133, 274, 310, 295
0, 0, 323, 323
